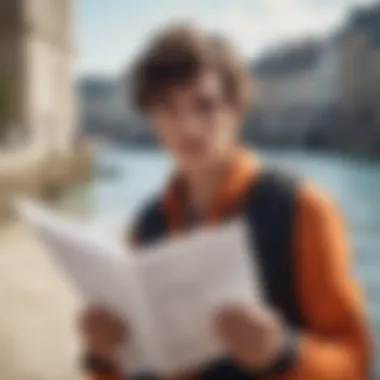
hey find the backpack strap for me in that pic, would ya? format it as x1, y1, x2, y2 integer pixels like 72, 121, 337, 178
243, 168, 304, 328
133, 197, 167, 247
200, 169, 304, 380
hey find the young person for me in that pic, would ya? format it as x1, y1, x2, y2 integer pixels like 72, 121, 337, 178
80, 25, 371, 380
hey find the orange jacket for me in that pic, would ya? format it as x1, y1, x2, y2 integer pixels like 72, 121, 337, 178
87, 150, 371, 380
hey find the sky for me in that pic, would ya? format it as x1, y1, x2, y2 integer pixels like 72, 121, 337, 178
75, 0, 379, 76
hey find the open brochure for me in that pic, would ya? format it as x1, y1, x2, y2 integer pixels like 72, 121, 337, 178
17, 200, 264, 376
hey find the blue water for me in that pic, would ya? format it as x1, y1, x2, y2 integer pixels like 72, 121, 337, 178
62, 145, 380, 374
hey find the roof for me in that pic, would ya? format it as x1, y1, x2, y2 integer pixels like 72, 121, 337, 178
350, 4, 380, 29
348, 3, 380, 46
253, 40, 323, 77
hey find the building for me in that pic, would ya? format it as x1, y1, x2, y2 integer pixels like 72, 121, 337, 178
78, 74, 151, 145
0, 0, 76, 153
251, 40, 323, 144
314, 37, 341, 110
328, 4, 380, 153
249, 1, 380, 155
77, 76, 117, 136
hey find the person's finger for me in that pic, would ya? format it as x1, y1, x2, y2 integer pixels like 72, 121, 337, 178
214, 304, 255, 333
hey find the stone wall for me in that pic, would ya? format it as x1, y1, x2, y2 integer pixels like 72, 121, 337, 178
0, 141, 93, 222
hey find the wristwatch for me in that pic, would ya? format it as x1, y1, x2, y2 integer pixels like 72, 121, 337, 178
268, 329, 300, 375
82, 353, 159, 380
82, 351, 119, 374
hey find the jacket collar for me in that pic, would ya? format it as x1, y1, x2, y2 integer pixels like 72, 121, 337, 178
162, 148, 260, 235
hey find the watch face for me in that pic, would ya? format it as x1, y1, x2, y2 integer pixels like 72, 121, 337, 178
270, 330, 298, 374
83, 352, 117, 373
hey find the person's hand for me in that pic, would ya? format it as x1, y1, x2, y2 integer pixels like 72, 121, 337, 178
214, 304, 286, 372
79, 304, 128, 364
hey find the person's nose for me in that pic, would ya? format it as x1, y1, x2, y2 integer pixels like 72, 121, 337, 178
177, 110, 203, 137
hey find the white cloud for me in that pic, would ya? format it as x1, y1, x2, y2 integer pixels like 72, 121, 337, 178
78, 0, 378, 74
140, 0, 352, 59
206, 0, 349, 56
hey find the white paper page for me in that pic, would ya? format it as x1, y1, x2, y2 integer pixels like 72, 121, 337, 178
16, 200, 156, 374
136, 220, 263, 376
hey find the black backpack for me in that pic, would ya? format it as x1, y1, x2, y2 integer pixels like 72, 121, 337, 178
133, 169, 304, 380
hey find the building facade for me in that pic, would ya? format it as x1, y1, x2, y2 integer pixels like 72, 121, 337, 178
249, 2, 380, 154
78, 74, 152, 145
251, 40, 323, 144
0, 0, 75, 153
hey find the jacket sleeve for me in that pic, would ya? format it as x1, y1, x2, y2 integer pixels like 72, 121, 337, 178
278, 183, 371, 380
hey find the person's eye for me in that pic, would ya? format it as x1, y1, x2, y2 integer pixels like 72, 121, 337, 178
157, 101, 174, 113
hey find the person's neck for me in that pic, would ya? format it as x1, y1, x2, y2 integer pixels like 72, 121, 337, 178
183, 150, 237, 216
